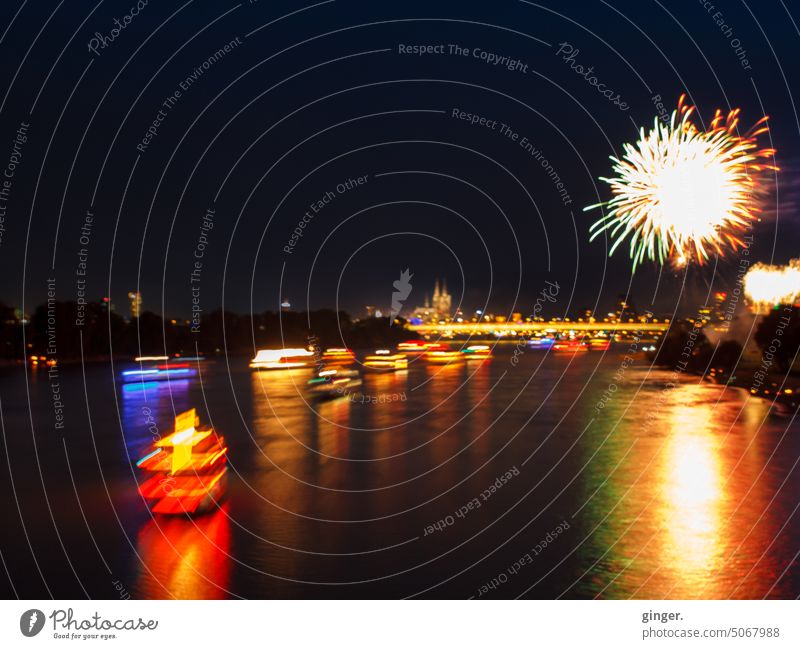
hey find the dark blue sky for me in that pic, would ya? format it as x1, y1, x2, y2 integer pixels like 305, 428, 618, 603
0, 0, 798, 320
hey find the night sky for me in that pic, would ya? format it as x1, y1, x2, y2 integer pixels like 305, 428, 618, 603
0, 0, 798, 321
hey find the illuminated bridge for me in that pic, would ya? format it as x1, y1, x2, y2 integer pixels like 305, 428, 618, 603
407, 321, 671, 336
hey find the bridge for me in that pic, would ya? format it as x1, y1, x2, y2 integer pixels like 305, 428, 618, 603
407, 321, 671, 336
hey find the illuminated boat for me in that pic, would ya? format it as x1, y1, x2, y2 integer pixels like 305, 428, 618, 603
121, 358, 198, 382
173, 354, 206, 362
321, 347, 356, 366
29, 354, 57, 367
249, 347, 314, 370
460, 344, 492, 360
552, 340, 588, 353
136, 408, 228, 515
306, 368, 362, 400
425, 345, 464, 364
364, 349, 408, 371
527, 337, 555, 349
588, 338, 611, 351
397, 340, 430, 353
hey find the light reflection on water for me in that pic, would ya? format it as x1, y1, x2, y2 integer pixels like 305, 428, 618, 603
576, 373, 795, 599
135, 505, 232, 599
659, 395, 725, 589
108, 355, 800, 598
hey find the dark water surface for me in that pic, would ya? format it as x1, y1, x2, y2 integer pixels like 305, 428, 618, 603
2, 349, 799, 599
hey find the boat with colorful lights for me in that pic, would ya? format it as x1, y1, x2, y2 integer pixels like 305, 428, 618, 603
460, 344, 492, 360
588, 338, 611, 351
306, 368, 363, 400
136, 408, 228, 515
249, 347, 314, 370
397, 340, 430, 354
552, 340, 589, 353
363, 349, 408, 371
424, 345, 463, 364
121, 356, 199, 382
29, 354, 57, 368
321, 348, 357, 366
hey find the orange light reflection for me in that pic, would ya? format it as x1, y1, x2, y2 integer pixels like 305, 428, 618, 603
135, 505, 232, 599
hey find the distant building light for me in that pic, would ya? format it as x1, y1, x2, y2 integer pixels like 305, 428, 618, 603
128, 291, 142, 318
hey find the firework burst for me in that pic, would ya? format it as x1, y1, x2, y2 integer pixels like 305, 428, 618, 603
586, 95, 777, 270
744, 259, 800, 312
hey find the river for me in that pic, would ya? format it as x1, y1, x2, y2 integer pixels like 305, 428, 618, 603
1, 348, 798, 599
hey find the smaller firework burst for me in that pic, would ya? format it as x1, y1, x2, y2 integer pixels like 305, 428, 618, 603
586, 95, 777, 270
744, 259, 800, 313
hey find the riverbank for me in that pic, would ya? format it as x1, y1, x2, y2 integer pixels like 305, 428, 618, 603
706, 365, 800, 411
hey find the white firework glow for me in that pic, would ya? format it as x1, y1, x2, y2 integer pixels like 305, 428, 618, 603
744, 259, 800, 311
587, 95, 777, 270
